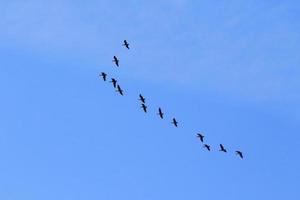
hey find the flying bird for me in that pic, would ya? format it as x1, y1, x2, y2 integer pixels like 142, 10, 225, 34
219, 144, 227, 153
116, 85, 123, 96
100, 72, 107, 81
112, 56, 119, 67
196, 133, 204, 142
172, 118, 178, 127
141, 103, 147, 113
122, 40, 130, 49
157, 107, 164, 119
235, 151, 243, 159
139, 94, 146, 103
110, 78, 117, 88
203, 144, 211, 151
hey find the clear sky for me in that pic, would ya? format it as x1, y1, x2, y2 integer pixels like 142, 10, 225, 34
1, 0, 300, 199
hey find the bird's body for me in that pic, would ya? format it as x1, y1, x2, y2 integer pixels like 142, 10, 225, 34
113, 56, 119, 67
141, 103, 147, 113
236, 151, 243, 159
123, 40, 130, 49
139, 94, 146, 103
110, 78, 117, 88
203, 144, 211, 151
158, 108, 164, 119
196, 133, 204, 142
116, 85, 123, 95
219, 144, 227, 153
100, 72, 107, 81
172, 118, 178, 127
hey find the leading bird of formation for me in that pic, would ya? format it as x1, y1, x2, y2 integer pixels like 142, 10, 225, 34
99, 40, 244, 159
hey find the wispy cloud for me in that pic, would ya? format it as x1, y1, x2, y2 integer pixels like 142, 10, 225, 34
1, 1, 299, 103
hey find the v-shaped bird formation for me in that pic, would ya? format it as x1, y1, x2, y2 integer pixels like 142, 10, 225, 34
99, 39, 244, 159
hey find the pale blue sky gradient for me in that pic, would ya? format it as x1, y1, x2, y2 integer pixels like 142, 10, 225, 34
1, 1, 300, 199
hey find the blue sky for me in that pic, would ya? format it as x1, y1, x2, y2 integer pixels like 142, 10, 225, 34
0, 0, 300, 199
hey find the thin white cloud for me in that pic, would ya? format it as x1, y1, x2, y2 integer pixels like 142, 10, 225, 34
1, 1, 299, 103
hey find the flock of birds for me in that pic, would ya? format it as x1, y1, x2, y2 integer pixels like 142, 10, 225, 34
99, 40, 244, 159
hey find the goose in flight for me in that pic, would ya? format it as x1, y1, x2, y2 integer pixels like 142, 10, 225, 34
141, 103, 147, 113
196, 133, 204, 142
122, 40, 130, 49
100, 72, 107, 81
235, 151, 243, 159
219, 144, 227, 153
157, 107, 164, 119
203, 144, 211, 151
113, 56, 119, 67
139, 94, 146, 103
110, 78, 117, 88
172, 118, 178, 127
116, 85, 123, 96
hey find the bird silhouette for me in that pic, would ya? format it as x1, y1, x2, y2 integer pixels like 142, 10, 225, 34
113, 56, 119, 67
122, 40, 130, 49
219, 144, 227, 153
139, 94, 146, 103
116, 85, 123, 96
100, 72, 107, 81
141, 103, 147, 113
196, 133, 204, 142
110, 78, 117, 88
203, 144, 211, 151
172, 118, 178, 127
157, 107, 164, 119
235, 151, 243, 159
